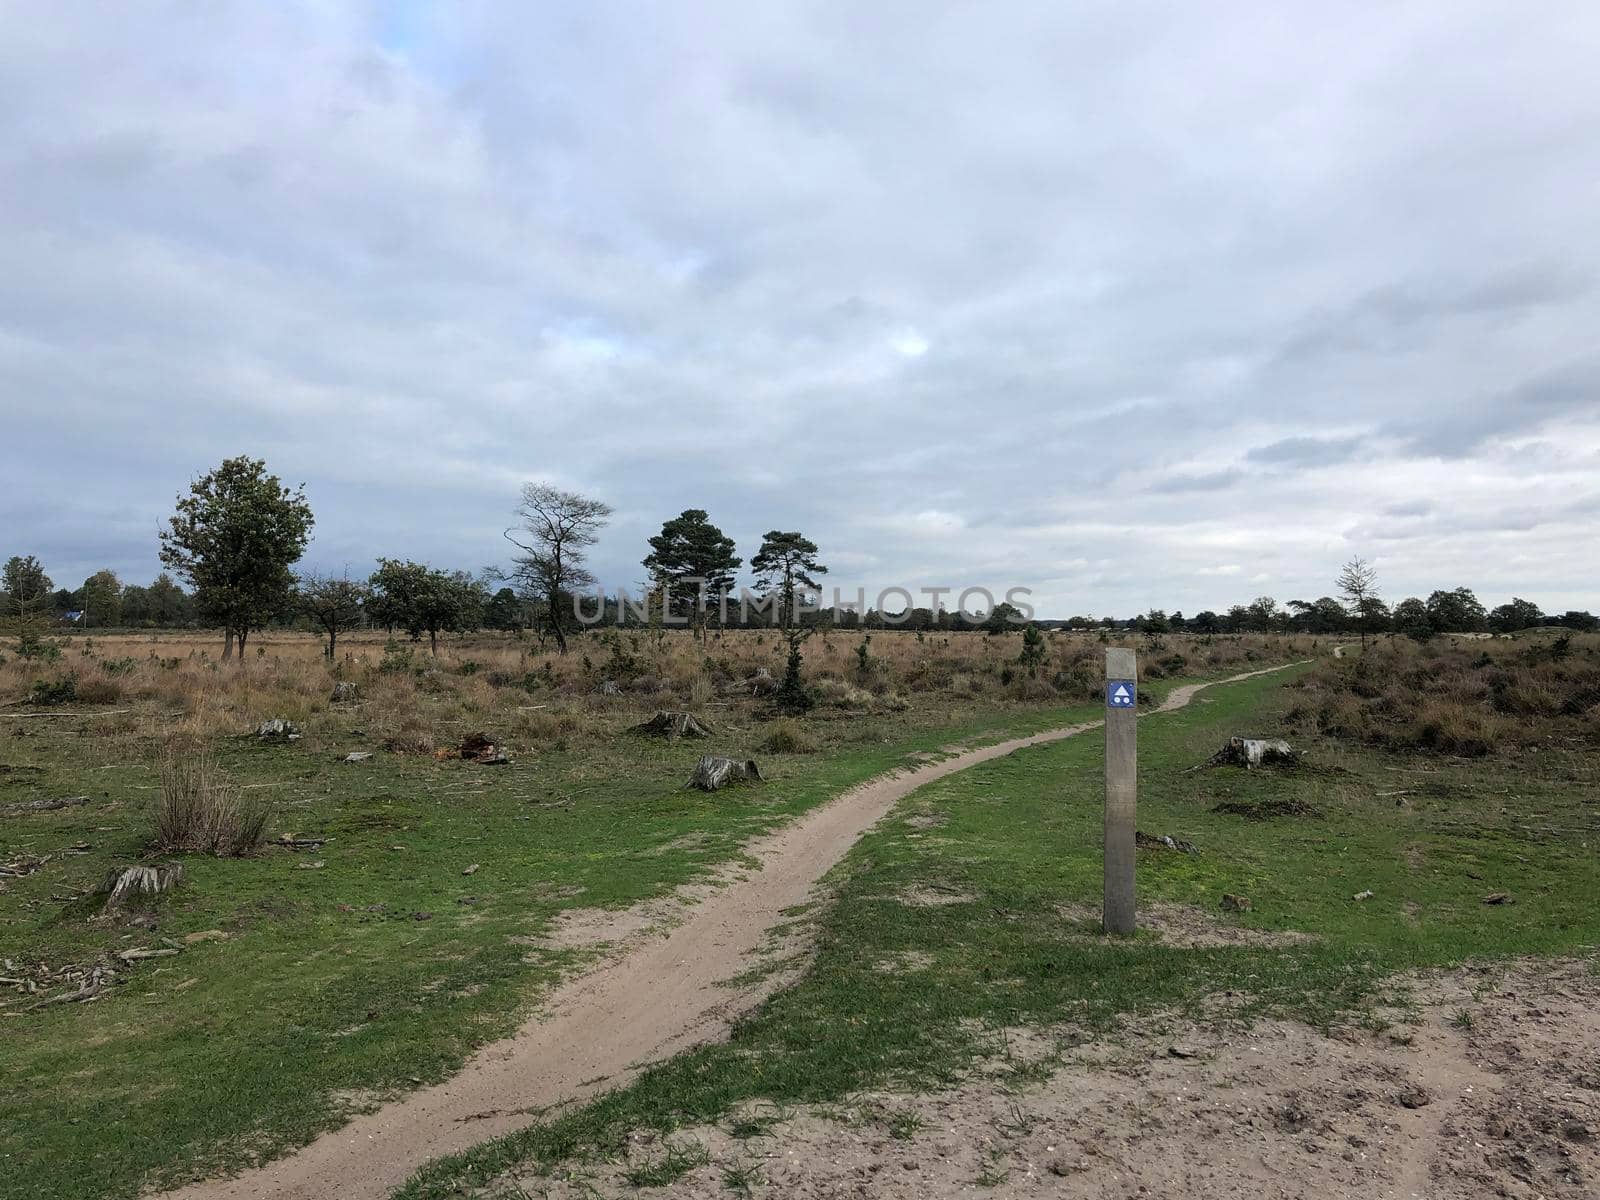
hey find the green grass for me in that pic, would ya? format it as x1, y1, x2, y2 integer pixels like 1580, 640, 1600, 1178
2, 688, 1146, 1200
394, 666, 1600, 1198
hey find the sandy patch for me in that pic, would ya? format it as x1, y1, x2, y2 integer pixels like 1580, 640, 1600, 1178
500, 959, 1600, 1200
875, 950, 937, 974
1054, 901, 1317, 949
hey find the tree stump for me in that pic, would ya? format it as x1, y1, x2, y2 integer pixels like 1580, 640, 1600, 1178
97, 863, 185, 913
686, 756, 764, 791
330, 682, 360, 703
458, 733, 510, 764
1203, 736, 1299, 769
632, 711, 713, 740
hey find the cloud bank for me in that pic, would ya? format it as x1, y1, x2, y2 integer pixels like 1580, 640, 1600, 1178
3, 2, 1597, 615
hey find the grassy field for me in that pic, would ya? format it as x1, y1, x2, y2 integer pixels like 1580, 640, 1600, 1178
393, 658, 1600, 1199
0, 628, 1311, 1199
5, 629, 1593, 1198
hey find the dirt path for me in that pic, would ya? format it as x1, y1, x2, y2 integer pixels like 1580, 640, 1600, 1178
160, 662, 1305, 1200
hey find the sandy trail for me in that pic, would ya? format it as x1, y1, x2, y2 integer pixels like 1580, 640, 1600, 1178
160, 662, 1303, 1200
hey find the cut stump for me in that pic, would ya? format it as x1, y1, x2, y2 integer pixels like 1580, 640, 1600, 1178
1203, 736, 1299, 769
97, 863, 185, 913
687, 755, 764, 791
632, 711, 713, 740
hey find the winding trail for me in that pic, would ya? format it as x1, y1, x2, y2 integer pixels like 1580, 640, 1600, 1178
160, 661, 1306, 1200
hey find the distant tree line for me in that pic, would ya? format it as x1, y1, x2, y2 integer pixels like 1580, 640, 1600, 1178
5, 465, 1596, 664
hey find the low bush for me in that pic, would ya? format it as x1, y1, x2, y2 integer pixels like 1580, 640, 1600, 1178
759, 719, 819, 754
28, 675, 78, 705
154, 752, 271, 857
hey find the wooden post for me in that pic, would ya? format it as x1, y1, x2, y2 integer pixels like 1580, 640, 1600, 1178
1103, 647, 1137, 934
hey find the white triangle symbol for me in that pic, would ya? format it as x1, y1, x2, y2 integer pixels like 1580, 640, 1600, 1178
1113, 685, 1129, 700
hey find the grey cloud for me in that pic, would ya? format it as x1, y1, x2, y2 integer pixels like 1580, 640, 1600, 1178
1244, 436, 1368, 468
1147, 470, 1244, 494
3, 3, 1600, 615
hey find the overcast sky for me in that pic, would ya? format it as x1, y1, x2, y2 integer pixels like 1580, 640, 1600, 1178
4, 2, 1598, 617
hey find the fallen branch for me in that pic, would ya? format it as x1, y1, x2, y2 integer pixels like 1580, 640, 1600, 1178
117, 947, 181, 963
2, 710, 132, 720
1136, 831, 1199, 854
1, 855, 50, 879
2, 795, 90, 817
25, 981, 107, 1011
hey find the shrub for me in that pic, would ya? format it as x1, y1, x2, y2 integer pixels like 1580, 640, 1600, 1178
1017, 625, 1047, 675
379, 640, 418, 675
759, 719, 818, 754
154, 752, 270, 857
854, 636, 874, 681
13, 627, 61, 661
28, 675, 77, 705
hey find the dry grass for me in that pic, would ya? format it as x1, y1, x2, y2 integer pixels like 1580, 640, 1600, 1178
758, 719, 819, 754
154, 749, 271, 856
0, 627, 1319, 760
1286, 631, 1600, 756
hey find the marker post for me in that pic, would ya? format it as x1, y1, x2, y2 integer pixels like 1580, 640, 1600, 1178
1103, 647, 1137, 935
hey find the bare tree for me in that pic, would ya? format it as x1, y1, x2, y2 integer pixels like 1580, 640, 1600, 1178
296, 571, 369, 659
505, 483, 614, 654
1336, 555, 1380, 647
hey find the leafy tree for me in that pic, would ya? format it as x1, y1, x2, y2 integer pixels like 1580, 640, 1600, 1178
483, 587, 526, 631
1424, 587, 1486, 633
159, 456, 314, 658
1555, 610, 1599, 632
1488, 597, 1543, 633
79, 569, 123, 628
1288, 596, 1349, 634
120, 584, 154, 626
751, 530, 828, 710
1245, 596, 1279, 632
1189, 610, 1221, 634
297, 571, 369, 659
1336, 556, 1381, 646
983, 601, 1024, 634
1139, 609, 1169, 634
1393, 596, 1434, 642
643, 509, 741, 641
368, 560, 481, 655
505, 483, 613, 654
1355, 595, 1391, 636
147, 573, 192, 626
